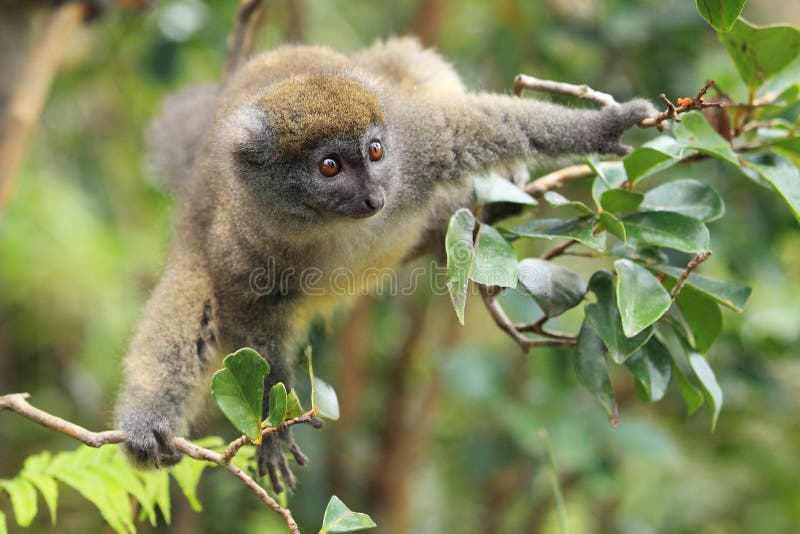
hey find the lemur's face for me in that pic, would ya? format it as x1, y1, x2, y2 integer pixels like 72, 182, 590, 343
226, 74, 392, 225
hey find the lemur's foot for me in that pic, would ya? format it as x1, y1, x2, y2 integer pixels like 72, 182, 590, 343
257, 427, 316, 493
599, 98, 658, 155
118, 407, 183, 468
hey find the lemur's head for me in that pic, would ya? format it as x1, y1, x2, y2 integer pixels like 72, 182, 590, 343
221, 74, 393, 229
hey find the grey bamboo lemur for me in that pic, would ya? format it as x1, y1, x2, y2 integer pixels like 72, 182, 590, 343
116, 38, 655, 491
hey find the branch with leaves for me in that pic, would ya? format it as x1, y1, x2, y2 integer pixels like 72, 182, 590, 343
0, 348, 376, 534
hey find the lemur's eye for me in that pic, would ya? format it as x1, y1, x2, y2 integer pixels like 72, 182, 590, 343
319, 156, 341, 177
368, 140, 384, 162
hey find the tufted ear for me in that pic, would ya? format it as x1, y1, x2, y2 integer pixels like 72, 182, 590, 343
222, 104, 275, 165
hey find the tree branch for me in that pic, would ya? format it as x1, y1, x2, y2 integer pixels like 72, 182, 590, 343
670, 250, 712, 300
224, 0, 267, 82
0, 392, 302, 534
478, 285, 576, 352
0, 1, 89, 213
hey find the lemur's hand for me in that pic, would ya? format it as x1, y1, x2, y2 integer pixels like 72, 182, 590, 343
257, 427, 315, 493
118, 405, 183, 468
597, 99, 658, 156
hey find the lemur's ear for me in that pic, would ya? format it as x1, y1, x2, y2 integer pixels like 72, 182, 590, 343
222, 104, 275, 165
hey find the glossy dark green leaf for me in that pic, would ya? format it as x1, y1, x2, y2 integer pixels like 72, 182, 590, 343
320, 496, 377, 533
719, 18, 800, 91
689, 353, 723, 431
655, 265, 751, 311
657, 324, 705, 415
470, 224, 518, 288
640, 179, 725, 222
517, 258, 587, 318
599, 212, 626, 242
585, 270, 652, 363
622, 211, 710, 252
625, 336, 672, 402
600, 189, 644, 213
542, 191, 594, 214
696, 0, 746, 31
615, 259, 672, 337
265, 383, 288, 426
473, 172, 537, 205
675, 284, 723, 352
746, 158, 800, 224
673, 112, 739, 166
211, 348, 269, 442
574, 322, 618, 426
445, 208, 476, 325
508, 217, 605, 251
590, 161, 628, 207
623, 136, 681, 184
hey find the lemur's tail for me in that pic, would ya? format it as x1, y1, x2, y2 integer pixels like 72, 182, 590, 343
146, 83, 218, 195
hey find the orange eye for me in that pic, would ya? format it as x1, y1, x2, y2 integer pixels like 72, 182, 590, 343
368, 141, 384, 162
319, 156, 341, 177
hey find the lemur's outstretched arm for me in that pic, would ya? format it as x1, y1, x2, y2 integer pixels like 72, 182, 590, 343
115, 248, 220, 467
397, 95, 655, 185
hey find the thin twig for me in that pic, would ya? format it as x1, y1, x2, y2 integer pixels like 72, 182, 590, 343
221, 410, 320, 464
513, 317, 575, 341
0, 1, 89, 213
513, 74, 618, 107
478, 285, 576, 351
670, 251, 712, 300
639, 80, 724, 130
525, 162, 620, 197
0, 392, 301, 534
541, 239, 578, 260
224, 0, 266, 82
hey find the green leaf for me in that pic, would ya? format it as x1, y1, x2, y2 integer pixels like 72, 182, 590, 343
675, 284, 723, 352
719, 18, 800, 91
745, 158, 800, 224
542, 191, 594, 214
689, 353, 723, 431
657, 324, 705, 415
313, 377, 340, 420
472, 171, 537, 205
319, 496, 377, 533
673, 112, 739, 166
615, 259, 672, 337
211, 347, 269, 443
622, 211, 710, 252
623, 136, 681, 184
170, 457, 212, 512
0, 510, 7, 534
757, 54, 800, 101
286, 389, 305, 419
470, 224, 518, 288
696, 0, 746, 32
143, 469, 171, 526
507, 217, 605, 251
517, 258, 587, 318
640, 179, 725, 222
445, 208, 476, 324
0, 478, 38, 527
590, 162, 628, 207
598, 211, 626, 242
574, 322, 619, 427
585, 270, 652, 363
654, 265, 751, 311
600, 189, 644, 213
266, 383, 288, 426
20, 452, 58, 525
625, 336, 672, 402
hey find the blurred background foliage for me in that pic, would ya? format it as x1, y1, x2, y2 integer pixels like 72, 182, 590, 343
0, 0, 798, 532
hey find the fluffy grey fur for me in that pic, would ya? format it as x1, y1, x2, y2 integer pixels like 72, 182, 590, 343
116, 37, 655, 491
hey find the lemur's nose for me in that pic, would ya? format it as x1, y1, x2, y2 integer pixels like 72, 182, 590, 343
365, 192, 385, 212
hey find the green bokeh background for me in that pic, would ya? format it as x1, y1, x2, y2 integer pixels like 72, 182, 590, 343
0, 1, 798, 532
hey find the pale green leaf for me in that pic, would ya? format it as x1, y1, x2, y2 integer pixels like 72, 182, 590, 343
320, 496, 377, 533
689, 353, 724, 431
313, 377, 340, 420
0, 478, 37, 527
445, 208, 476, 324
470, 224, 518, 288
673, 111, 739, 166
473, 172, 537, 205
517, 258, 587, 318
507, 217, 605, 251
